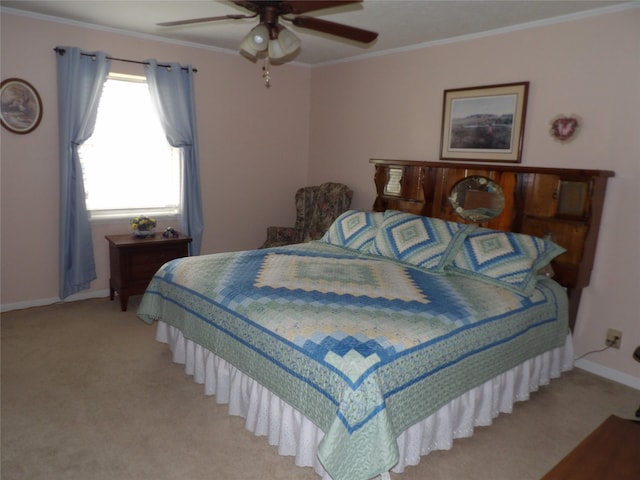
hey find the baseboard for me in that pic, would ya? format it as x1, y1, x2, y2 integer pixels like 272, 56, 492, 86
1, 289, 111, 313
575, 359, 640, 391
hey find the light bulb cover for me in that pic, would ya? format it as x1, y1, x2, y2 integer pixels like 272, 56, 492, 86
268, 27, 301, 60
240, 24, 270, 57
268, 39, 286, 59
278, 28, 301, 54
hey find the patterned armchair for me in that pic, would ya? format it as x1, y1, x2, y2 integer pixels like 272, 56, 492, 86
260, 182, 353, 249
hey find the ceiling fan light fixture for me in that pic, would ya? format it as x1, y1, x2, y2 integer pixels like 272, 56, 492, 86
240, 23, 270, 56
268, 27, 301, 60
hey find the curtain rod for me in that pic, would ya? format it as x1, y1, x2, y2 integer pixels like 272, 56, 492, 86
53, 47, 197, 73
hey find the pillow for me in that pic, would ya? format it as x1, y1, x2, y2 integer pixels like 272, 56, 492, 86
371, 210, 472, 271
446, 228, 566, 295
320, 210, 384, 252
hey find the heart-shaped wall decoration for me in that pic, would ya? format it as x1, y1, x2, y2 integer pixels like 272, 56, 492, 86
550, 114, 581, 142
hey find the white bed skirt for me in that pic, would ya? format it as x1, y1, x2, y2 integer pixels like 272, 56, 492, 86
156, 321, 574, 480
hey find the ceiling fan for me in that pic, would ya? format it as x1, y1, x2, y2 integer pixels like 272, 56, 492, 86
157, 0, 378, 62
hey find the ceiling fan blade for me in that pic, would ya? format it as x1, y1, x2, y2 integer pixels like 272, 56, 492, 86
157, 14, 255, 27
291, 16, 378, 43
287, 1, 363, 15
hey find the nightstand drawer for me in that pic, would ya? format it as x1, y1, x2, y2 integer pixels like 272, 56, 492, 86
130, 248, 183, 280
130, 258, 172, 281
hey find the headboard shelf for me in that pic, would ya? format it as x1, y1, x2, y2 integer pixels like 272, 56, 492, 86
370, 159, 614, 331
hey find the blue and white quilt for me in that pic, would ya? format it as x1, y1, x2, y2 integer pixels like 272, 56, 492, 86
138, 241, 568, 480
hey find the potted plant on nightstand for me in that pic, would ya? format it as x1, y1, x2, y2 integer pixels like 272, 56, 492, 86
130, 216, 156, 238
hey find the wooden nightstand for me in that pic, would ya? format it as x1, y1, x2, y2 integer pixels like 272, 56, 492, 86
105, 233, 192, 311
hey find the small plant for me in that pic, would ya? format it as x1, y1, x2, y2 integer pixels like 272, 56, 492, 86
130, 216, 157, 232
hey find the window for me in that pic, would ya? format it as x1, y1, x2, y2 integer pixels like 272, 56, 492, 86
79, 73, 180, 220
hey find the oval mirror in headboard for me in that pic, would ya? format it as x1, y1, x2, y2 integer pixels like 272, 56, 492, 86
448, 175, 505, 223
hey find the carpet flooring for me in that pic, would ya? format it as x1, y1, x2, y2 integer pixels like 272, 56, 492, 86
1, 297, 638, 480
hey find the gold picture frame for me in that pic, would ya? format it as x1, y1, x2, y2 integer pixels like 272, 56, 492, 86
440, 82, 529, 163
1, 78, 43, 134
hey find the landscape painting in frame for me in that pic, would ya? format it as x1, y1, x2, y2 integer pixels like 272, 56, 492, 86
440, 82, 529, 163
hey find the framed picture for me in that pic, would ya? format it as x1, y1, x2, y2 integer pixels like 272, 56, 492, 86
440, 82, 529, 163
1, 78, 43, 134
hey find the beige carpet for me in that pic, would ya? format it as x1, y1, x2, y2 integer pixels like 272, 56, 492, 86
1, 297, 638, 480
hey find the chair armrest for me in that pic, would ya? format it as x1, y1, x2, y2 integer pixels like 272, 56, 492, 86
259, 226, 303, 249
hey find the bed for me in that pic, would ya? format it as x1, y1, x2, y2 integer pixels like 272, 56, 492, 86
137, 160, 613, 480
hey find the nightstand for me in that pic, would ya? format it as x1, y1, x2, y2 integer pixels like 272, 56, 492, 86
105, 233, 192, 311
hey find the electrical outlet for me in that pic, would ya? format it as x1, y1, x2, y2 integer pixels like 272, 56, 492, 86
605, 328, 622, 349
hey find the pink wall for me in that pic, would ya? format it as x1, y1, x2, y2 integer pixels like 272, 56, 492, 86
1, 12, 311, 305
2, 8, 638, 384
307, 9, 640, 382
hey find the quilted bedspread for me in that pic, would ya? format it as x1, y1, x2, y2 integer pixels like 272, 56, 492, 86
137, 241, 568, 480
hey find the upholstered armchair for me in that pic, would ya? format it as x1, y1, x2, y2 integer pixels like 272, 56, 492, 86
260, 182, 353, 249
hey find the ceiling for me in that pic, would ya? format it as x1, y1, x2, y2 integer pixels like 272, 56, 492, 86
1, 0, 632, 65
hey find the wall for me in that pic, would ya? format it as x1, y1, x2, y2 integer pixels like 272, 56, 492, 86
0, 12, 311, 306
1, 7, 638, 386
307, 8, 640, 384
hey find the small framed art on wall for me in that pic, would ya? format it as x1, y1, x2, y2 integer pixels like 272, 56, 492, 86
1, 78, 43, 134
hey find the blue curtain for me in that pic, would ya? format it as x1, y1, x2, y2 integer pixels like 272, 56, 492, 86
145, 60, 204, 255
56, 47, 111, 299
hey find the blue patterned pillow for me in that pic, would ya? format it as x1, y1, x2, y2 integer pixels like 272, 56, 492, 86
446, 228, 566, 295
371, 210, 471, 271
320, 210, 384, 252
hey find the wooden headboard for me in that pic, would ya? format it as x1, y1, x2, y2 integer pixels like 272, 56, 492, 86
370, 159, 614, 331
